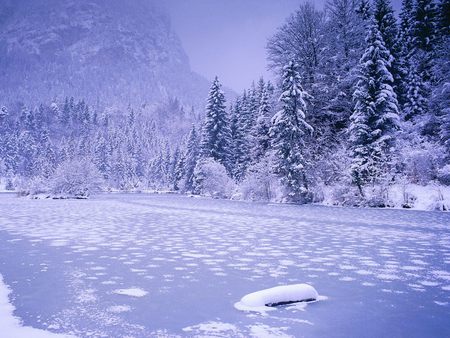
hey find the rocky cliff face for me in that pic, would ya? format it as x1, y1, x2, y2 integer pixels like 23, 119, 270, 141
0, 0, 211, 109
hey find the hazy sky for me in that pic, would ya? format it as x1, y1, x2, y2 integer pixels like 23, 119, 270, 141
165, 0, 401, 93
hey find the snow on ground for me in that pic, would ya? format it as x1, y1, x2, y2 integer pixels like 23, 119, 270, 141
0, 274, 75, 338
0, 193, 449, 337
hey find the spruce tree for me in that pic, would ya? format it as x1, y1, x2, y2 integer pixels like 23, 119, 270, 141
270, 61, 313, 202
199, 77, 231, 171
349, 21, 400, 193
374, 0, 398, 54
374, 0, 401, 97
414, 0, 438, 54
404, 63, 429, 121
183, 125, 199, 192
253, 87, 272, 161
397, 0, 416, 106
233, 94, 252, 180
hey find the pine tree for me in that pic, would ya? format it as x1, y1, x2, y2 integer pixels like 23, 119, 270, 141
252, 87, 272, 161
374, 0, 401, 96
374, 0, 398, 54
232, 94, 252, 180
182, 125, 199, 192
404, 63, 429, 121
434, 0, 450, 151
172, 147, 185, 191
356, 0, 372, 21
414, 0, 439, 54
270, 61, 314, 202
199, 77, 231, 171
322, 0, 367, 136
397, 0, 416, 106
349, 21, 400, 193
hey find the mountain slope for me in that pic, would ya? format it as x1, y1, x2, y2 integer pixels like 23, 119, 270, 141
0, 0, 212, 109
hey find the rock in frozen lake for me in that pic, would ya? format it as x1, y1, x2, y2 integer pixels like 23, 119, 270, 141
241, 284, 319, 307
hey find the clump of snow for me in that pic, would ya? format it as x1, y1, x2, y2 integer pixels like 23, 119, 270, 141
249, 324, 292, 337
106, 305, 132, 313
183, 321, 239, 335
0, 274, 76, 338
112, 288, 148, 297
235, 284, 319, 313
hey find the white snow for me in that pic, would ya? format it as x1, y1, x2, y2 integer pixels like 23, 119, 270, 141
0, 274, 76, 338
183, 321, 239, 335
249, 324, 292, 337
235, 284, 319, 313
112, 288, 148, 297
106, 305, 131, 313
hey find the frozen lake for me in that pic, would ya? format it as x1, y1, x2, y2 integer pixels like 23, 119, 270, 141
0, 193, 449, 337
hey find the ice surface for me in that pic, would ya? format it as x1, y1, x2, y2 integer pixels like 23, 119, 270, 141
0, 274, 75, 338
0, 193, 449, 337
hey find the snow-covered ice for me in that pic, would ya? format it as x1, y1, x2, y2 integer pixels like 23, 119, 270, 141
0, 193, 449, 337
0, 274, 75, 338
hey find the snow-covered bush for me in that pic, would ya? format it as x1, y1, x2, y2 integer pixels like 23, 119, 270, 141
238, 155, 282, 202
427, 189, 449, 211
49, 157, 104, 198
16, 176, 49, 197
364, 186, 394, 208
437, 165, 450, 186
398, 138, 444, 185
193, 158, 235, 198
330, 184, 365, 207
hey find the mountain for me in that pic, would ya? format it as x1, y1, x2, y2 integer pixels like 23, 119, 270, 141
0, 0, 215, 110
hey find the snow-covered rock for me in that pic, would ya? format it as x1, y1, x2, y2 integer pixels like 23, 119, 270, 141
235, 284, 319, 313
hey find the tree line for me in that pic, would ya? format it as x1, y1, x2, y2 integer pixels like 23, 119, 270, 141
0, 0, 448, 204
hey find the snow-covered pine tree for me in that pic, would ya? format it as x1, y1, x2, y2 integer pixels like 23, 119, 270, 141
199, 77, 231, 172
173, 148, 185, 191
374, 0, 398, 56
270, 61, 314, 203
94, 133, 110, 179
349, 21, 400, 194
396, 0, 416, 107
414, 0, 439, 55
182, 125, 199, 192
374, 0, 401, 97
322, 0, 367, 134
233, 93, 252, 180
433, 0, 450, 153
411, 0, 440, 135
252, 87, 272, 161
404, 62, 429, 122
356, 0, 372, 21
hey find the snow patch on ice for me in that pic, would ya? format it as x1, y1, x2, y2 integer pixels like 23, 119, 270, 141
107, 305, 132, 313
249, 324, 292, 337
183, 321, 238, 335
112, 288, 148, 297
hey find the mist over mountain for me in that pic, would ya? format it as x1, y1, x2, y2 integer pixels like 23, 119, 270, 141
0, 0, 215, 109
